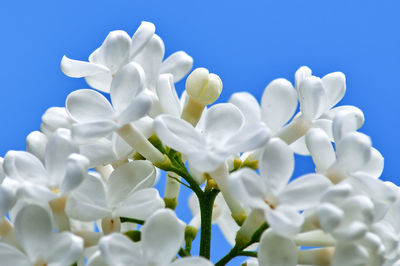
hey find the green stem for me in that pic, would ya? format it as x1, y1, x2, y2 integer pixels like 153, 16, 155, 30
199, 189, 219, 259
215, 223, 269, 265
215, 245, 240, 266
119, 217, 145, 225
238, 251, 257, 257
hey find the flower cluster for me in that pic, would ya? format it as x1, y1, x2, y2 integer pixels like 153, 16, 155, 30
0, 21, 399, 266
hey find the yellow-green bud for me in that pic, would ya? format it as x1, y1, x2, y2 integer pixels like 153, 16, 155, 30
185, 68, 223, 106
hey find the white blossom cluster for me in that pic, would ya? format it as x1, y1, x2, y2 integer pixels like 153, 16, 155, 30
0, 21, 399, 266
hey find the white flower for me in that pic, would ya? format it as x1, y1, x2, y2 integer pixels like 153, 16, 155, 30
0, 204, 83, 266
3, 128, 89, 200
66, 62, 151, 140
230, 138, 331, 237
154, 103, 270, 173
61, 22, 155, 93
229, 78, 297, 135
66, 160, 164, 224
61, 22, 193, 95
40, 106, 73, 136
257, 229, 298, 266
276, 66, 350, 154
89, 209, 213, 266
0, 158, 16, 218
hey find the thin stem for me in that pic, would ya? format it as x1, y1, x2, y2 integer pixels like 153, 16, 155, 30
215, 223, 269, 265
199, 189, 219, 259
119, 217, 145, 225
178, 248, 191, 257
215, 245, 240, 266
238, 251, 257, 257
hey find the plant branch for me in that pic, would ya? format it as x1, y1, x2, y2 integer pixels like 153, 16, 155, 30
198, 188, 219, 259
119, 217, 145, 225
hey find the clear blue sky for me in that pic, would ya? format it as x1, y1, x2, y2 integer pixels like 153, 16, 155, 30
1, 1, 399, 264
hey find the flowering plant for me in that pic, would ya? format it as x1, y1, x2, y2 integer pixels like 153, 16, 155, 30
0, 21, 399, 266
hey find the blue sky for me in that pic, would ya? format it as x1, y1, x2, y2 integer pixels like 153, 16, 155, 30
1, 0, 400, 264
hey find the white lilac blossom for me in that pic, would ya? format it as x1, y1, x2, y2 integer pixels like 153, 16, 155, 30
0, 204, 83, 266
88, 209, 213, 266
230, 138, 331, 237
1, 23, 399, 266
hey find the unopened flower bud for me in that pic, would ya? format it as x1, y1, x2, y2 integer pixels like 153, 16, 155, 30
185, 68, 222, 106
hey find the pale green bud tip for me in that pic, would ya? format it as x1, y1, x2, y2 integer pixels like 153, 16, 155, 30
164, 197, 178, 210
232, 211, 247, 226
185, 67, 223, 105
185, 225, 198, 240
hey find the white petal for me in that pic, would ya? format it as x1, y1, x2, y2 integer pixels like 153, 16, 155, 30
305, 128, 336, 172
99, 30, 131, 73
332, 108, 364, 142
229, 92, 261, 123
316, 203, 344, 232
117, 92, 152, 125
224, 122, 270, 154
160, 51, 193, 82
17, 182, 57, 202
71, 121, 118, 143
298, 76, 328, 120
110, 62, 145, 113
112, 133, 134, 159
229, 92, 261, 124
204, 103, 244, 145
312, 118, 333, 139
130, 21, 156, 59
26, 131, 48, 163
142, 209, 185, 264
154, 115, 205, 155
335, 132, 371, 173
87, 251, 108, 266
320, 105, 363, 120
350, 173, 397, 204
170, 257, 214, 266
115, 188, 164, 220
79, 138, 116, 167
0, 184, 16, 218
107, 160, 156, 206
259, 138, 294, 195
41, 107, 72, 132
99, 233, 142, 265
85, 72, 113, 93
45, 128, 77, 186
229, 168, 268, 210
261, 78, 297, 133
156, 74, 181, 117
294, 66, 312, 90
60, 153, 90, 194
331, 243, 368, 266
0, 243, 30, 266
66, 89, 115, 123
258, 229, 297, 266
356, 147, 383, 178
46, 232, 83, 265
66, 174, 110, 221
215, 212, 240, 246
132, 116, 155, 139
321, 72, 346, 109
265, 206, 303, 237
289, 136, 309, 156
279, 174, 331, 209
15, 204, 52, 259
60, 55, 108, 78
3, 150, 48, 185
0, 157, 4, 183
134, 34, 165, 90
